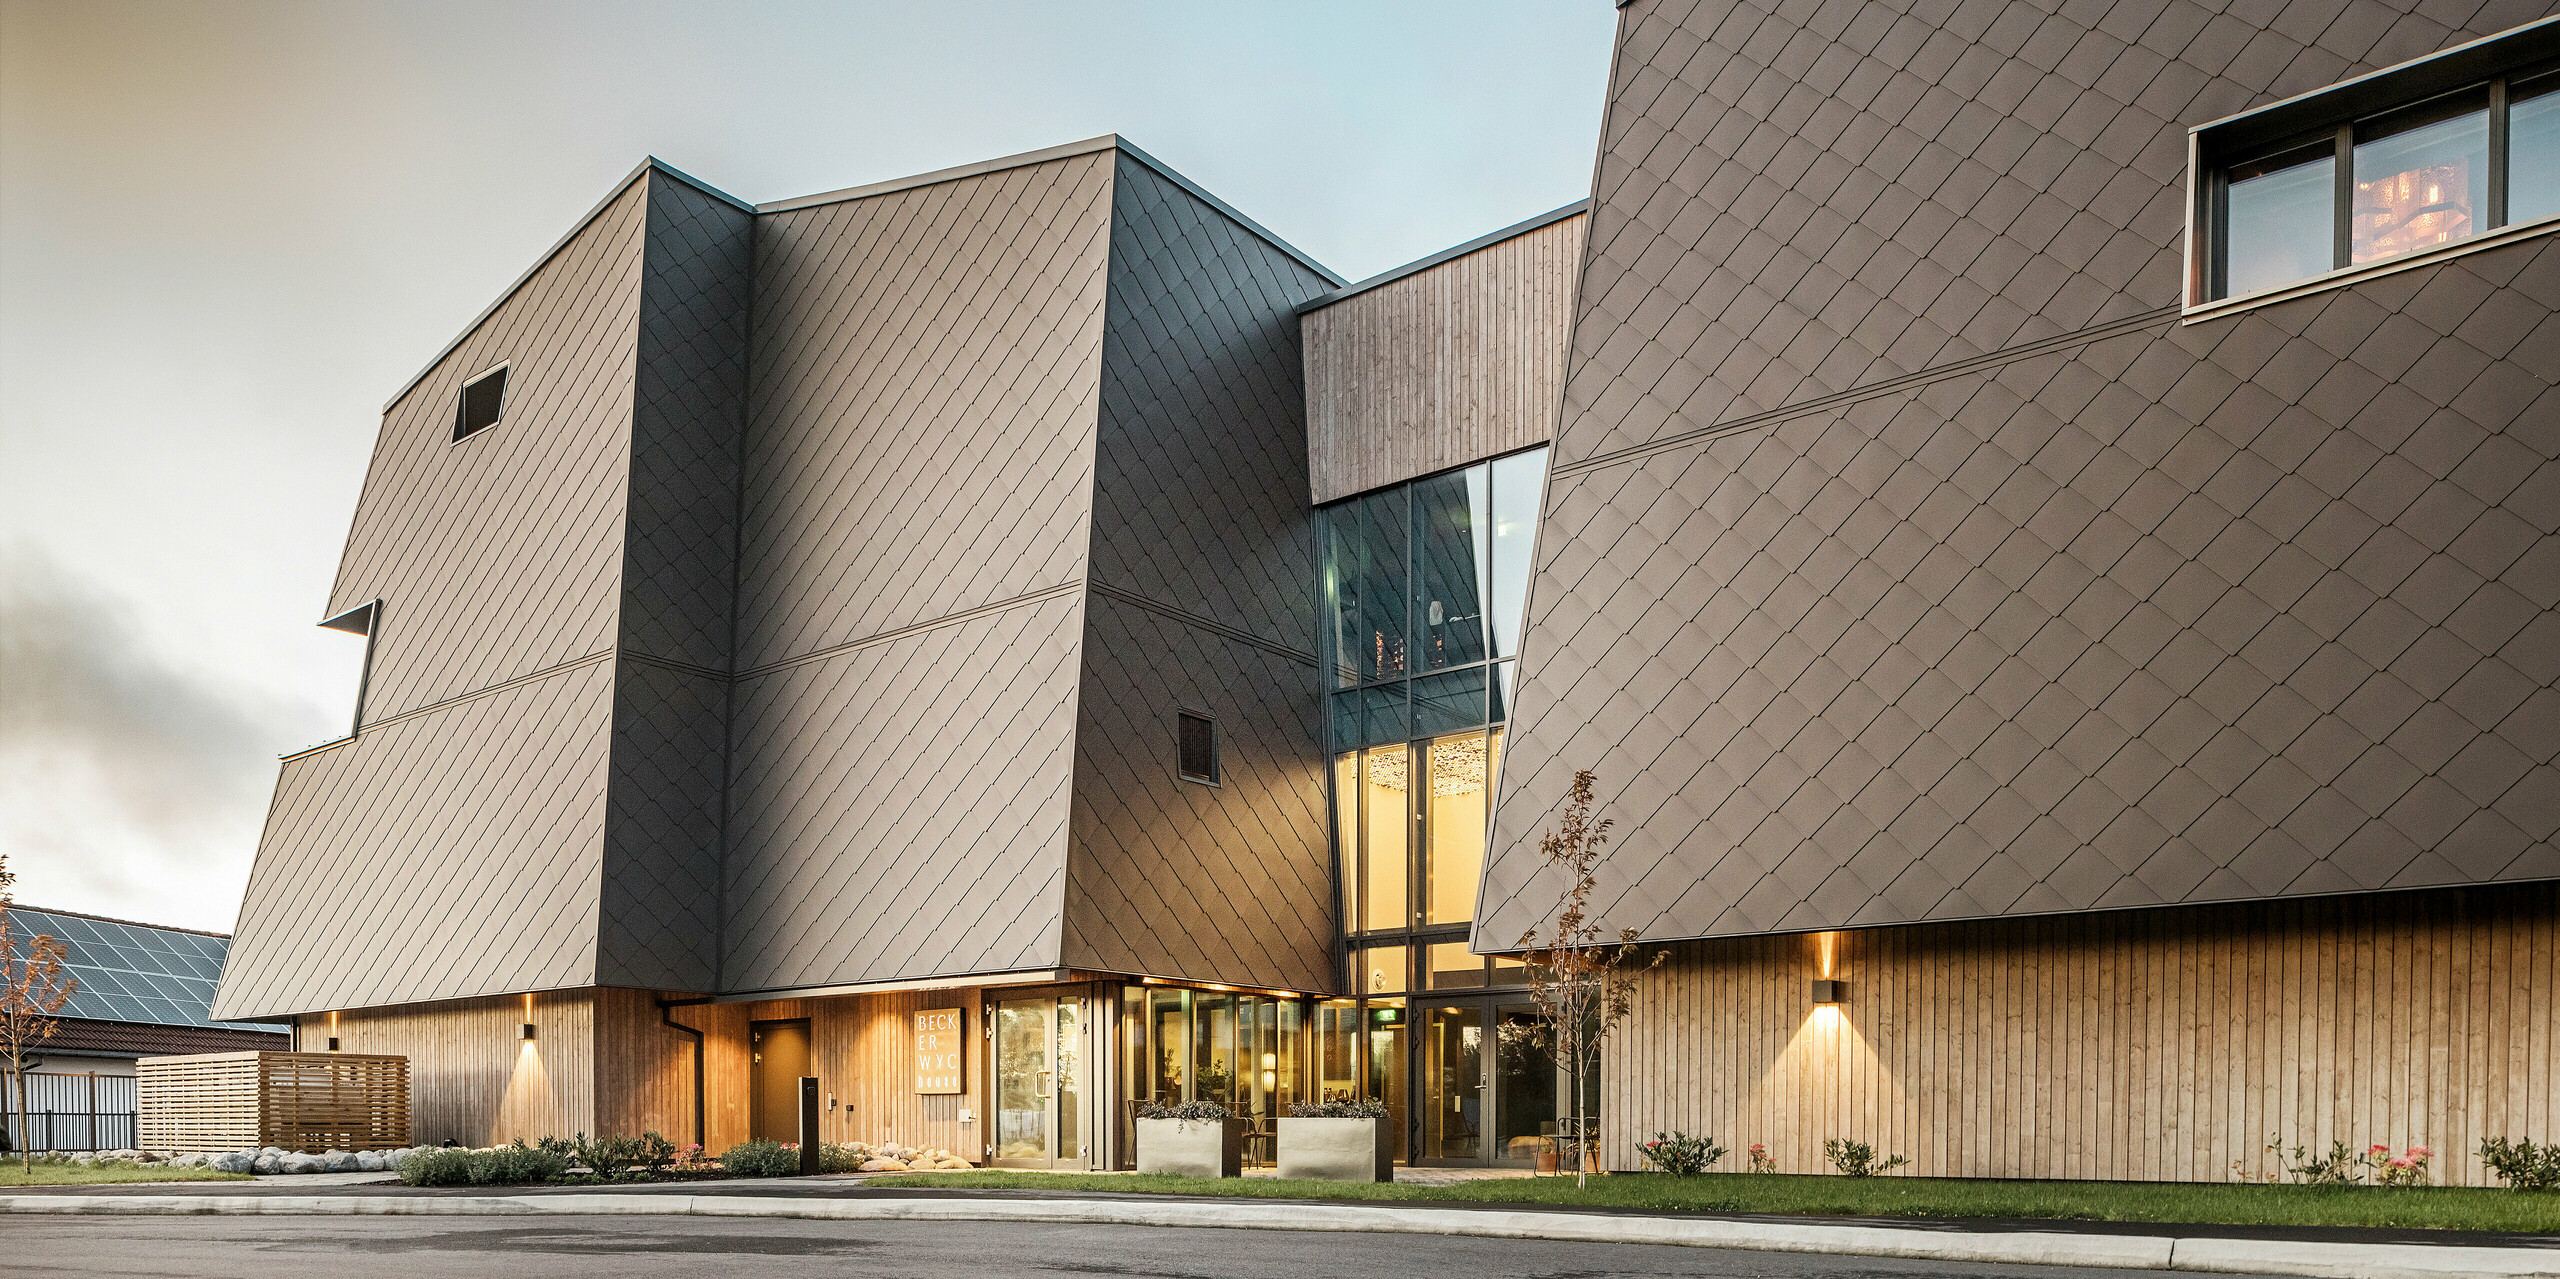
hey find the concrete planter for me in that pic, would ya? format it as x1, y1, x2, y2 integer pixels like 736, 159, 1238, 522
1135, 1117, 1244, 1178
1276, 1116, 1394, 1182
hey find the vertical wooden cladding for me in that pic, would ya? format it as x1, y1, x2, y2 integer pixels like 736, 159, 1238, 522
302, 990, 611, 1146
669, 988, 985, 1158
1303, 211, 1583, 505
1605, 885, 2560, 1186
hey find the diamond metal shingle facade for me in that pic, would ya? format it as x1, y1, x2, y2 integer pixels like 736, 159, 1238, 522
1478, 0, 2560, 949
218, 141, 1340, 1019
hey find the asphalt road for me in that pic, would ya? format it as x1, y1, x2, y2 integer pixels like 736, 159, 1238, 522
3, 1214, 2294, 1279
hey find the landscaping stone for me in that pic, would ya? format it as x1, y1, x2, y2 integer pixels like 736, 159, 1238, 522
251, 1154, 283, 1174
355, 1151, 384, 1172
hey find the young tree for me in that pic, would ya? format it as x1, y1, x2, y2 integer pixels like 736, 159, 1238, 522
0, 854, 78, 1170
1514, 769, 1660, 1188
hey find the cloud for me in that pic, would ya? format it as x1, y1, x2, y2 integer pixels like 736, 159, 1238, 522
0, 541, 319, 930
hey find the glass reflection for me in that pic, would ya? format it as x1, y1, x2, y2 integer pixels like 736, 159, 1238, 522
2225, 145, 2335, 296
1493, 1005, 1559, 1164
1333, 753, 1358, 931
1489, 451, 1543, 659
2513, 75, 2560, 226
1412, 667, 1487, 737
1413, 468, 1489, 671
1420, 1005, 1484, 1161
1426, 940, 1485, 989
2355, 98, 2488, 264
1425, 732, 1491, 926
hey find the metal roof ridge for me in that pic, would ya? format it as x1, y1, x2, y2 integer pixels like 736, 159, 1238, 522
9, 903, 232, 940
1295, 199, 1590, 315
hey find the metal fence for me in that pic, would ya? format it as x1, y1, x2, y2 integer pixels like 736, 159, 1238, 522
1, 1072, 138, 1152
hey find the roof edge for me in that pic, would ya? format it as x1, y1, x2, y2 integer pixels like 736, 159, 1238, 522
9, 903, 232, 940
378, 156, 745, 415
759, 134, 1345, 287
1296, 199, 1589, 315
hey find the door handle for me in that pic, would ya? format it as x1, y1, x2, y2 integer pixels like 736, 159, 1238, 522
1036, 1069, 1053, 1100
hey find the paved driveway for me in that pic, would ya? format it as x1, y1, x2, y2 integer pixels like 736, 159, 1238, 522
6, 1213, 2289, 1278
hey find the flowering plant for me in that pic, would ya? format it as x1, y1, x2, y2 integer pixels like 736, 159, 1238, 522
2376, 1146, 2432, 1187
1636, 1131, 1726, 1175
1746, 1143, 1777, 1174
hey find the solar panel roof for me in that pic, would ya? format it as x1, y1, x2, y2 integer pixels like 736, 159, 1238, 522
6, 907, 277, 1029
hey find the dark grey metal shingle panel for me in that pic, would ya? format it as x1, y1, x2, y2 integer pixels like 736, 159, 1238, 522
1063, 593, 1334, 994
1481, 0, 2560, 950
1088, 153, 1334, 659
734, 152, 1115, 672
326, 181, 648, 723
1062, 158, 1336, 994
211, 659, 613, 1020
599, 659, 728, 991
720, 591, 1085, 993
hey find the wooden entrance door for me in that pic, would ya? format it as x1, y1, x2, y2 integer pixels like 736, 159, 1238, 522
749, 1018, 811, 1142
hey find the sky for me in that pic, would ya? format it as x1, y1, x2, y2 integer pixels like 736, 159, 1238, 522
0, 1, 1616, 931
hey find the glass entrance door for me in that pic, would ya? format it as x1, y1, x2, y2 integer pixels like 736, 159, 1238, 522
1417, 1004, 1483, 1161
1407, 998, 1562, 1165
992, 995, 1085, 1168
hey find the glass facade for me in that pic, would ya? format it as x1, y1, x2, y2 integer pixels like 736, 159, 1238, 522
1315, 447, 1574, 1164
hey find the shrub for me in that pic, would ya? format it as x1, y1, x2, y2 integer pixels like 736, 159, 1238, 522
1823, 1138, 1909, 1177
1637, 1131, 1726, 1175
1285, 1098, 1387, 1119
397, 1147, 568, 1186
1746, 1143, 1777, 1174
2375, 1146, 2433, 1187
397, 1148, 476, 1187
720, 1140, 802, 1177
2480, 1137, 2560, 1191
819, 1142, 868, 1173
1135, 1098, 1231, 1120
2269, 1138, 2366, 1185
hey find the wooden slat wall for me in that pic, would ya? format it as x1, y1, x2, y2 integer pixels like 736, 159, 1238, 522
676, 991, 985, 1159
304, 990, 598, 1146
1604, 884, 2559, 1186
1304, 212, 1584, 504
137, 1052, 409, 1152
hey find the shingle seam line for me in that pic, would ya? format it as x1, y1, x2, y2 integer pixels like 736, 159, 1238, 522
1552, 306, 2182, 480
345, 650, 617, 738
732, 582, 1087, 683
1088, 582, 1318, 667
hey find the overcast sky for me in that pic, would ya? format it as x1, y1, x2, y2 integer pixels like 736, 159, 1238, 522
0, 1, 1614, 931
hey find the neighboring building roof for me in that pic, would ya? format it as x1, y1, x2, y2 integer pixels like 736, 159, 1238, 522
43, 1016, 288, 1060
7, 906, 284, 1029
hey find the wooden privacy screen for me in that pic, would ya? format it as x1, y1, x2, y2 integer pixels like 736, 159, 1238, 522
137, 1051, 411, 1152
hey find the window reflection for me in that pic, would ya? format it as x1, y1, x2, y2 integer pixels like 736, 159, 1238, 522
2513, 75, 2560, 225
1413, 469, 1489, 670
2225, 145, 2334, 296
2354, 98, 2488, 265
1489, 452, 1543, 659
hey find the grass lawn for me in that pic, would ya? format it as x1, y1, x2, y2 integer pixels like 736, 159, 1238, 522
862, 1169, 2560, 1233
0, 1162, 255, 1187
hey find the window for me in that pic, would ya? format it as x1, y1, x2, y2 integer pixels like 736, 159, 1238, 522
453, 364, 508, 442
1177, 710, 1217, 784
2194, 20, 2560, 306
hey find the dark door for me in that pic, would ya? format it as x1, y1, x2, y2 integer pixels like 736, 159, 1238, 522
749, 1019, 811, 1142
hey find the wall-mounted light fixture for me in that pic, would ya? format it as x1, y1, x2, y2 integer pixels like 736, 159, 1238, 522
1810, 979, 1846, 1005
325, 1037, 341, 1052
520, 1023, 537, 1041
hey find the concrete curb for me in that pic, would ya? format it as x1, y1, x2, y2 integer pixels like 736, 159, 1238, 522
4, 1192, 2555, 1278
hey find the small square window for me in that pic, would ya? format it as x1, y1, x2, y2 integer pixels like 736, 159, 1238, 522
454, 365, 508, 442
1177, 710, 1218, 784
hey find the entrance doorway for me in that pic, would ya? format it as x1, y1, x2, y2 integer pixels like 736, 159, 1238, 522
748, 1018, 811, 1142
1410, 998, 1563, 1165
989, 993, 1087, 1168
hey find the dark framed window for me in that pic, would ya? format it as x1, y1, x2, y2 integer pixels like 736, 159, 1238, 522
2194, 19, 2560, 305
1177, 710, 1218, 784
453, 364, 509, 442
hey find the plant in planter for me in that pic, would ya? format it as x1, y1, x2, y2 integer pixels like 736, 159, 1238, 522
1134, 1099, 1242, 1178
1278, 1098, 1394, 1183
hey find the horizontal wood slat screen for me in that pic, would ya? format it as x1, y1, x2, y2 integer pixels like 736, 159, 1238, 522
1604, 884, 2558, 1186
1304, 212, 1582, 504
137, 1052, 410, 1152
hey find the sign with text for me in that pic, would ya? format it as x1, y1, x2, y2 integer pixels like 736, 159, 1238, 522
914, 1008, 964, 1094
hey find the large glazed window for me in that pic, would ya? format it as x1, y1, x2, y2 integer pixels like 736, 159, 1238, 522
2195, 21, 2560, 306
1425, 732, 1492, 927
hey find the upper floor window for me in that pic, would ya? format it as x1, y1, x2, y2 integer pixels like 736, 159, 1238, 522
2193, 18, 2560, 308
453, 364, 508, 442
1177, 710, 1218, 784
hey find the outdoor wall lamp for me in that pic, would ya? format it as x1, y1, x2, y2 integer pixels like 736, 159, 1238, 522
1810, 979, 1846, 1005
325, 1037, 340, 1052
520, 1023, 537, 1041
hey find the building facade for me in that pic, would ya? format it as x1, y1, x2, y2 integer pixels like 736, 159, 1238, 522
217, 2, 2559, 1182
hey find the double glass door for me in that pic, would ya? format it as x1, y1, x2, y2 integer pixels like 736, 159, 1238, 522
992, 994, 1085, 1168
1415, 999, 1565, 1165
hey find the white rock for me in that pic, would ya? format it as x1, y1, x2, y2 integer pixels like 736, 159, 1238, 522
252, 1154, 283, 1174
280, 1153, 324, 1174
355, 1151, 385, 1171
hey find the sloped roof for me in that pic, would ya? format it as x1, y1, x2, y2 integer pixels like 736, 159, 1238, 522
7, 906, 285, 1028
